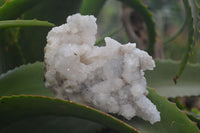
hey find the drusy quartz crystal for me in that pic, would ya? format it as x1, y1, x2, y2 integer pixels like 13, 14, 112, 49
44, 13, 160, 124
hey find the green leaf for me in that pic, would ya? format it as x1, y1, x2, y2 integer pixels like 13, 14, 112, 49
94, 26, 123, 46
187, 111, 200, 128
125, 88, 200, 133
0, 0, 42, 20
18, 0, 82, 64
0, 20, 55, 29
146, 60, 200, 98
0, 116, 103, 133
170, 98, 200, 127
0, 62, 53, 97
118, 0, 156, 55
191, 108, 200, 116
0, 27, 26, 73
0, 0, 6, 7
0, 0, 81, 72
80, 0, 106, 17
0, 0, 46, 72
174, 0, 195, 83
188, 0, 200, 41
0, 95, 138, 133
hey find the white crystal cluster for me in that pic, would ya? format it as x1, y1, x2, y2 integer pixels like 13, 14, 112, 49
44, 13, 160, 124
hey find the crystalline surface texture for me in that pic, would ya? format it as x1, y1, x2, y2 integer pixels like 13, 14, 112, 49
44, 13, 160, 124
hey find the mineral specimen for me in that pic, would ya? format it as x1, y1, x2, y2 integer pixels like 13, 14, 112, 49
44, 13, 160, 124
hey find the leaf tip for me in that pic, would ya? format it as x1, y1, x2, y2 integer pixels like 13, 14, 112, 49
173, 75, 179, 84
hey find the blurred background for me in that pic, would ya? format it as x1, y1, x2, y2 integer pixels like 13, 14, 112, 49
97, 0, 200, 62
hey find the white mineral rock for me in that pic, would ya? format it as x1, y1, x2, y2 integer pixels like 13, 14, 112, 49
44, 13, 160, 124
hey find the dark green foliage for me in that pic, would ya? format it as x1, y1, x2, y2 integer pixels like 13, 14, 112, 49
0, 28, 24, 73
0, 0, 42, 20
80, 0, 106, 17
0, 95, 138, 133
0, 62, 53, 97
0, 0, 82, 73
18, 0, 82, 65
